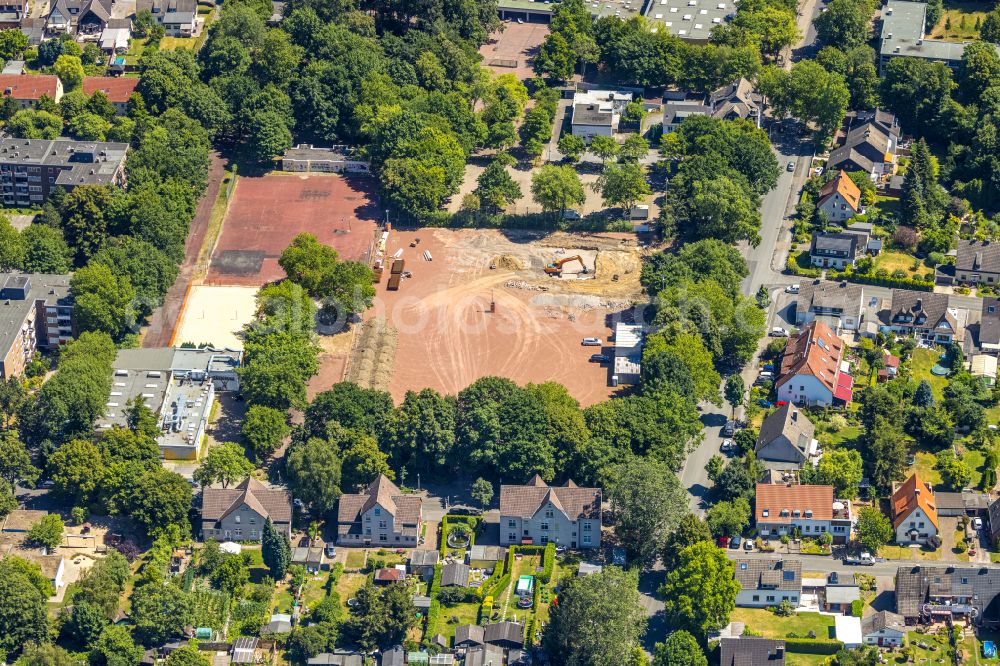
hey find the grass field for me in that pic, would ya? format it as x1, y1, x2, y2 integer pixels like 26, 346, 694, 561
787, 653, 833, 666
430, 600, 482, 642
928, 1, 988, 39
815, 423, 863, 448
877, 250, 924, 278
911, 450, 943, 487
345, 551, 367, 570
910, 348, 949, 399
880, 544, 942, 560
729, 608, 836, 640
874, 195, 901, 219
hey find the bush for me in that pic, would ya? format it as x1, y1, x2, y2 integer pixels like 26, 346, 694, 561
438, 587, 476, 604
828, 269, 933, 291
851, 599, 863, 617
425, 599, 441, 634
485, 574, 511, 601
540, 542, 556, 583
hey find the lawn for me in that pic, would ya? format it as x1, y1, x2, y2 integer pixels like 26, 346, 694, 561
815, 423, 862, 449
876, 250, 925, 279
787, 653, 833, 666
729, 608, 836, 640
963, 447, 987, 490
911, 450, 943, 487
345, 550, 368, 570
334, 573, 368, 607
907, 630, 953, 665
910, 347, 949, 400
874, 195, 901, 219
429, 600, 482, 643
928, 1, 988, 39
879, 544, 942, 561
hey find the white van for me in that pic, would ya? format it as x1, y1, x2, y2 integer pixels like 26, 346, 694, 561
581, 337, 602, 346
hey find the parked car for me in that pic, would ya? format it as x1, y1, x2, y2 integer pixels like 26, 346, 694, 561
743, 538, 754, 551
787, 161, 795, 171
717, 536, 730, 548
785, 284, 800, 294
581, 337, 602, 346
974, 517, 984, 530
770, 327, 790, 337
730, 535, 742, 549
722, 420, 737, 437
721, 439, 735, 452
589, 354, 611, 363
326, 543, 336, 558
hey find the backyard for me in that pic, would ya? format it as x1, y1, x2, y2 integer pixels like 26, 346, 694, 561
875, 250, 928, 280
729, 608, 836, 640
910, 347, 950, 399
928, 1, 988, 39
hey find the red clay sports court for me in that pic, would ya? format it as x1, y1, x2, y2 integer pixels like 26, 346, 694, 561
207, 174, 380, 286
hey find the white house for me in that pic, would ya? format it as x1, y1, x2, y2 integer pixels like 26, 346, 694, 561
862, 611, 906, 647
569, 90, 630, 140
499, 475, 602, 549
816, 170, 863, 223
891, 473, 939, 545
775, 321, 853, 407
734, 559, 802, 608
755, 483, 854, 544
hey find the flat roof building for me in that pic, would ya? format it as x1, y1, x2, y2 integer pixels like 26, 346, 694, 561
0, 273, 74, 379
497, 0, 646, 22
98, 347, 242, 460
0, 138, 128, 207
645, 0, 732, 42
281, 144, 370, 174
613, 322, 643, 386
879, 0, 1000, 71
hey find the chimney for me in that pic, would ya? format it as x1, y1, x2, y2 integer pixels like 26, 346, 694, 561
915, 487, 921, 496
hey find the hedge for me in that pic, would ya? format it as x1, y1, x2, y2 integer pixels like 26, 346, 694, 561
525, 616, 536, 648
430, 564, 443, 598
540, 543, 556, 583
478, 597, 493, 624
851, 599, 863, 617
485, 573, 511, 601
424, 600, 441, 638
783, 639, 844, 655
828, 269, 933, 291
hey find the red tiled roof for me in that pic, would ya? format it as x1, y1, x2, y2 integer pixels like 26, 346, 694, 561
82, 76, 138, 103
776, 321, 844, 394
755, 483, 834, 523
891, 474, 939, 530
818, 170, 862, 210
0, 74, 59, 101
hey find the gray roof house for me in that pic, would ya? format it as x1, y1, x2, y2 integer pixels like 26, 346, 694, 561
379, 648, 405, 666
827, 112, 898, 176
978, 298, 1000, 354
755, 405, 818, 470
794, 280, 864, 332
955, 240, 1000, 286
709, 78, 761, 125
441, 562, 470, 587
881, 290, 964, 344
337, 475, 422, 547
499, 476, 602, 549
895, 565, 1000, 624
463, 645, 505, 666
454, 624, 486, 649
734, 559, 803, 608
810, 232, 866, 270
46, 0, 112, 33
408, 549, 439, 578
201, 477, 292, 542
291, 545, 324, 571
862, 610, 906, 647
720, 638, 785, 666
307, 652, 363, 666
136, 0, 198, 36
484, 621, 525, 649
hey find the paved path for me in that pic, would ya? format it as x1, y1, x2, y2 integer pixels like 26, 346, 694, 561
142, 152, 226, 348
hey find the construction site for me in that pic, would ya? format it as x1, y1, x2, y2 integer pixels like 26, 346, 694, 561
342, 227, 649, 406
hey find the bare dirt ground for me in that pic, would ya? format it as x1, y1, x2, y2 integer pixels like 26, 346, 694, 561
478, 22, 549, 80
307, 329, 356, 399
354, 228, 647, 406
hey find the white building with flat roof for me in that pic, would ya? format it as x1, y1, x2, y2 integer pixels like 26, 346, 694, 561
645, 0, 732, 42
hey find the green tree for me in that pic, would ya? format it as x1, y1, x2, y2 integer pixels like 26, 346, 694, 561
68, 112, 112, 141
474, 152, 521, 213
47, 438, 104, 505
262, 517, 291, 579
595, 161, 650, 213
530, 164, 586, 216
65, 600, 107, 646
89, 624, 144, 666
286, 437, 342, 513
248, 109, 293, 162
936, 449, 972, 490
128, 468, 193, 537
543, 567, 647, 666
26, 513, 63, 550
70, 264, 137, 340
211, 554, 249, 595
21, 224, 72, 273
663, 513, 713, 568
193, 442, 254, 489
130, 582, 194, 646
814, 0, 876, 50
983, 7, 1000, 43
588, 135, 619, 164
0, 431, 39, 489
674, 175, 762, 246
0, 562, 48, 657
855, 506, 893, 552
470, 477, 494, 509
914, 379, 935, 407
534, 31, 576, 80
0, 29, 27, 60
53, 54, 85, 90
340, 432, 393, 492
386, 388, 456, 473
165, 645, 210, 666
606, 456, 688, 564
14, 644, 78, 666
0, 218, 24, 271
653, 630, 708, 666
724, 374, 745, 418
7, 109, 63, 139
661, 541, 739, 638
815, 448, 863, 499
706, 497, 751, 537
345, 581, 416, 651
242, 405, 290, 460
558, 133, 586, 162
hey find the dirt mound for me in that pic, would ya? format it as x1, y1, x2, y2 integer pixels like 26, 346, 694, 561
492, 254, 524, 270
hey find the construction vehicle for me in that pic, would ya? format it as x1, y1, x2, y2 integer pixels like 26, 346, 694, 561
544, 255, 588, 276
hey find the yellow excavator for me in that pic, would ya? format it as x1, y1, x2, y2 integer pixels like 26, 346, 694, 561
545, 255, 588, 276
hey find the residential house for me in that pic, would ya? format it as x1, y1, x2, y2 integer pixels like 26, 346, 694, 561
20, 17, 45, 44
878, 0, 1000, 72
82, 77, 139, 114
881, 290, 964, 345
734, 559, 802, 608
408, 549, 439, 579
0, 273, 74, 380
824, 585, 861, 613
201, 477, 292, 541
662, 90, 711, 133
955, 240, 1000, 286
136, 0, 198, 36
755, 404, 819, 470
46, 0, 112, 34
895, 565, 1000, 624
499, 475, 602, 549
794, 280, 864, 332
817, 170, 863, 223
98, 18, 130, 52
755, 483, 853, 543
569, 90, 630, 139
0, 0, 24, 27
281, 144, 371, 174
891, 473, 939, 545
483, 621, 524, 650
809, 232, 867, 270
337, 475, 423, 547
827, 110, 899, 178
441, 562, 470, 587
979, 297, 1000, 354
0, 138, 128, 206
709, 78, 761, 126
719, 638, 785, 666
775, 321, 852, 407
380, 648, 405, 666
862, 611, 906, 646
0, 73, 62, 108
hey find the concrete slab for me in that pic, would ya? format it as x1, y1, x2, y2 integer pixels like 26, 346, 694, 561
173, 284, 258, 350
